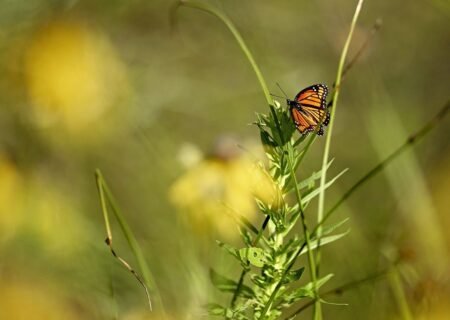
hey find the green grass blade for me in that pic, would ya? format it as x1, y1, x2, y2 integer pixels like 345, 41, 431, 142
315, 4, 365, 317
95, 169, 165, 313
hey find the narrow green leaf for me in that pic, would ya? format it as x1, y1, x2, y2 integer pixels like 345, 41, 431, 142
216, 241, 239, 260
321, 218, 350, 236
301, 168, 349, 204
282, 267, 305, 284
255, 198, 268, 214
206, 303, 226, 316
299, 231, 350, 256
209, 269, 254, 298
297, 159, 335, 190
319, 298, 348, 306
260, 129, 277, 154
304, 273, 334, 291
237, 215, 259, 235
282, 274, 335, 306
239, 227, 253, 247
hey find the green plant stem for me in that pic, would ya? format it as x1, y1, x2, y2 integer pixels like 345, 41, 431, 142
230, 215, 270, 307
288, 148, 319, 317
230, 270, 247, 307
275, 100, 450, 315
284, 268, 391, 320
389, 267, 412, 320
323, 100, 449, 223
326, 18, 383, 108
259, 146, 317, 319
273, 99, 449, 319
177, 0, 273, 106
95, 170, 165, 313
315, 0, 365, 287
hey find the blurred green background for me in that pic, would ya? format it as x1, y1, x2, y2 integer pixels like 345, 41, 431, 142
0, 0, 449, 319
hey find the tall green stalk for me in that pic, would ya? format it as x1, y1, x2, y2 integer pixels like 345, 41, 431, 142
315, 0, 365, 285
258, 145, 318, 319
176, 0, 273, 106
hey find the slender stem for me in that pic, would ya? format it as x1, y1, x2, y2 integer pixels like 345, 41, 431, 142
231, 271, 247, 307
323, 100, 449, 223
389, 267, 413, 320
284, 268, 391, 320
289, 148, 317, 280
95, 170, 165, 313
276, 100, 450, 317
176, 0, 273, 106
340, 18, 382, 83
315, 0, 365, 288
326, 18, 383, 108
96, 172, 112, 241
230, 215, 270, 308
288, 148, 318, 315
259, 224, 309, 319
278, 99, 449, 319
259, 146, 317, 319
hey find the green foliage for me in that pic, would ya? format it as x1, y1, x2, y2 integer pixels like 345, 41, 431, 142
210, 269, 255, 299
206, 99, 349, 319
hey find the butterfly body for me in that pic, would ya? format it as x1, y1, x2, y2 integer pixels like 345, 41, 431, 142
288, 84, 329, 136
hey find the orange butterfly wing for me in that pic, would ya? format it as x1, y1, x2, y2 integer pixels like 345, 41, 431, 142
290, 107, 314, 133
290, 84, 329, 135
295, 84, 328, 110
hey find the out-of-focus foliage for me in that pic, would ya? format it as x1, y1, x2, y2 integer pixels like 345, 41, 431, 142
0, 0, 449, 319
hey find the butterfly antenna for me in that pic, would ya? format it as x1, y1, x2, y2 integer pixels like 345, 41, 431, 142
270, 93, 285, 99
276, 82, 289, 99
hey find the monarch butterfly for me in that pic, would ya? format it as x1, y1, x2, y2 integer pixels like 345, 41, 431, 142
287, 84, 329, 136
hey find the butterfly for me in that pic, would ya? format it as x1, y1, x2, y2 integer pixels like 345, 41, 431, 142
287, 84, 329, 136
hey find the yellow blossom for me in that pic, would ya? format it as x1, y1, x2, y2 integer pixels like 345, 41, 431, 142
24, 19, 128, 131
170, 152, 281, 239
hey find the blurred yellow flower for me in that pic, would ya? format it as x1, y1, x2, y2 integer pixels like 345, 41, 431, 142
170, 145, 281, 239
0, 281, 78, 320
24, 20, 128, 130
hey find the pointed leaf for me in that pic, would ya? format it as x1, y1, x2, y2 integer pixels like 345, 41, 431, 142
206, 303, 226, 316
319, 298, 349, 306
209, 269, 254, 298
216, 241, 239, 260
239, 227, 253, 247
304, 273, 334, 291
282, 274, 335, 306
300, 231, 350, 256
282, 267, 305, 284
297, 159, 335, 190
238, 214, 259, 235
301, 168, 349, 204
321, 218, 350, 236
